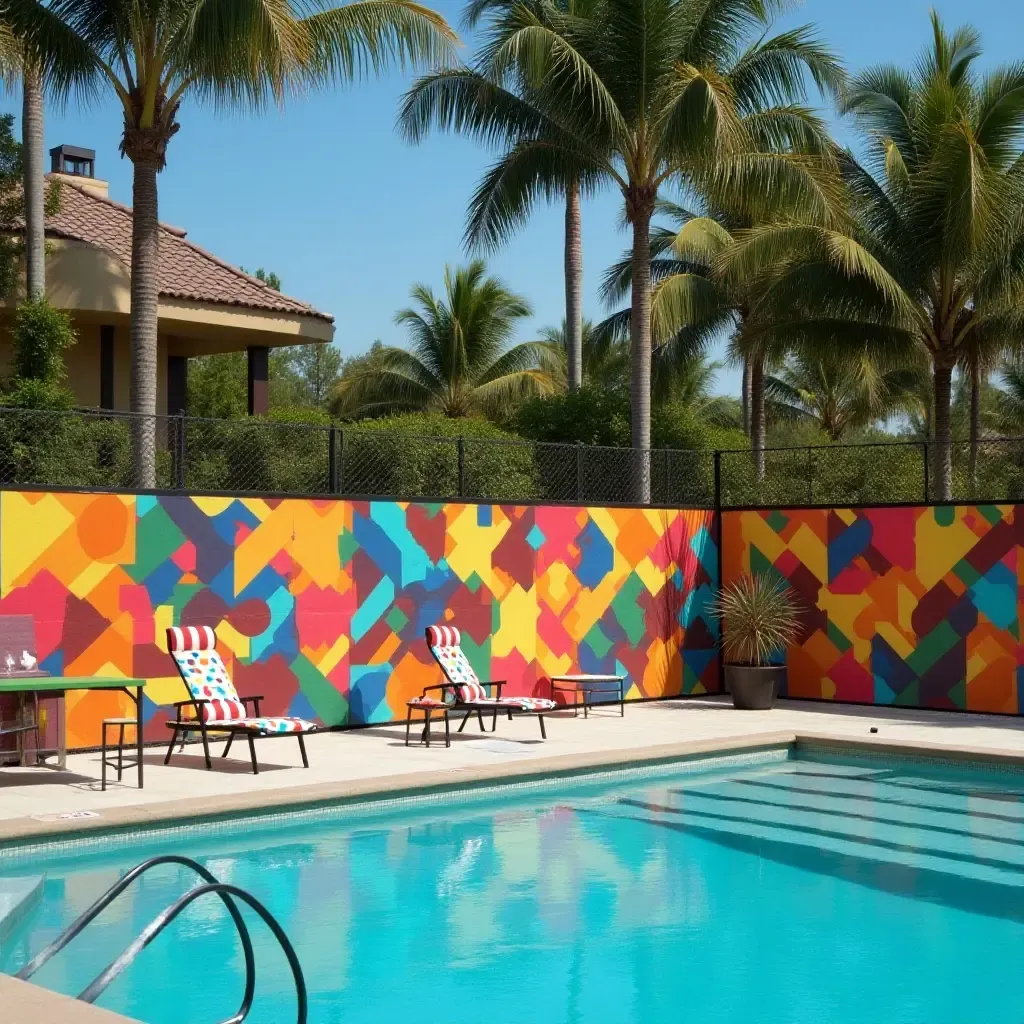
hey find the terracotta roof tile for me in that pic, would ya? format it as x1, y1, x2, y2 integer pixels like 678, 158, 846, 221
44, 176, 333, 323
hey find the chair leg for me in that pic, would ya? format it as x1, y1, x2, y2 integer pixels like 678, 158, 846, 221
117, 723, 125, 782
538, 714, 547, 739
222, 733, 234, 758
424, 709, 432, 748
164, 728, 179, 765
297, 733, 309, 768
101, 725, 108, 792
444, 712, 450, 748
247, 734, 259, 775
458, 711, 470, 733
199, 722, 212, 770
405, 714, 412, 747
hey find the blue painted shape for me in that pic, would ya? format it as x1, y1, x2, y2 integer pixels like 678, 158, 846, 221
682, 582, 717, 635
40, 650, 62, 675
251, 585, 296, 660
349, 665, 391, 724
828, 517, 873, 582
683, 648, 717, 692
370, 503, 430, 587
351, 578, 396, 641
137, 495, 158, 517
477, 505, 492, 527
527, 524, 546, 550
144, 559, 185, 607
969, 562, 1017, 630
288, 687, 318, 723
576, 520, 613, 589
874, 674, 896, 704
690, 525, 718, 577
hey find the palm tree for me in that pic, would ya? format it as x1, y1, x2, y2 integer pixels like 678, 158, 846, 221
539, 317, 628, 390
995, 358, 1024, 435
726, 13, 1024, 500
402, 0, 589, 392
11, 0, 455, 487
765, 350, 924, 441
330, 260, 556, 418
402, 0, 843, 500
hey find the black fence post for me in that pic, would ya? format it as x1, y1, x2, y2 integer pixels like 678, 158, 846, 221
338, 429, 345, 496
175, 411, 186, 491
457, 437, 466, 498
575, 441, 583, 502
328, 425, 338, 494
713, 449, 722, 511
807, 446, 814, 505
922, 440, 929, 503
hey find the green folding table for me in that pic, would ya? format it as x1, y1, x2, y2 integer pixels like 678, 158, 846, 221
0, 677, 146, 785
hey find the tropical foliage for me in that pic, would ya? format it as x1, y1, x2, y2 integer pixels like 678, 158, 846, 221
331, 260, 556, 418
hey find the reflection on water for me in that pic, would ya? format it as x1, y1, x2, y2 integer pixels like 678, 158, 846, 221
3, 757, 1024, 1024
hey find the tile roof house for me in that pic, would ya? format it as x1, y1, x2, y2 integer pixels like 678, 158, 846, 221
14, 145, 334, 415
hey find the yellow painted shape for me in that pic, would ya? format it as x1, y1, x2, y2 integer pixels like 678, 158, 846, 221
193, 496, 241, 517
154, 604, 174, 643
314, 633, 350, 677
145, 675, 187, 704
738, 514, 788, 566
445, 504, 509, 593
819, 589, 875, 664
835, 509, 857, 526
67, 560, 121, 601
535, 636, 572, 678
897, 582, 918, 634
787, 522, 827, 585
1, 491, 74, 592
370, 631, 401, 665
216, 621, 251, 660
821, 678, 837, 699
493, 583, 538, 659
633, 555, 669, 597
914, 510, 979, 590
286, 502, 349, 590
875, 622, 914, 661
536, 562, 579, 616
586, 507, 620, 549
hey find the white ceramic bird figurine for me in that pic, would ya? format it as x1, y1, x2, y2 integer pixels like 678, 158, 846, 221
19, 651, 36, 672
4, 653, 14, 675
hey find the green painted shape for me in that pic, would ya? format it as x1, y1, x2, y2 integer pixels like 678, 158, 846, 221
765, 510, 789, 534
611, 572, 646, 645
385, 606, 408, 633
906, 621, 961, 676
893, 681, 919, 707
291, 653, 348, 726
827, 619, 852, 654
749, 544, 772, 578
1011, 621, 1020, 642
947, 678, 967, 709
465, 571, 483, 594
126, 502, 184, 583
934, 506, 956, 527
462, 634, 491, 681
584, 623, 614, 659
952, 559, 981, 587
168, 582, 204, 616
338, 529, 358, 566
978, 504, 1005, 526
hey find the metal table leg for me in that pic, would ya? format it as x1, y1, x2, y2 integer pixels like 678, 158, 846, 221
58, 692, 66, 770
135, 686, 144, 789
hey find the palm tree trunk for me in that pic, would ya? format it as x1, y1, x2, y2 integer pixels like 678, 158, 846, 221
629, 199, 653, 503
750, 355, 765, 480
129, 155, 160, 489
741, 358, 751, 436
933, 353, 954, 501
968, 355, 981, 496
22, 60, 45, 302
564, 177, 583, 391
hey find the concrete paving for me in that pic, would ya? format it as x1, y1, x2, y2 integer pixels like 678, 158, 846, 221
2, 697, 1024, 835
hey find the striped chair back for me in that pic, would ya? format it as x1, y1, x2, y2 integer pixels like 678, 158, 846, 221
425, 625, 487, 703
166, 626, 246, 723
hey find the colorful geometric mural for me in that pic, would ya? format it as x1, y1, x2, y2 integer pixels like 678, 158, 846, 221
0, 492, 719, 750
722, 505, 1024, 713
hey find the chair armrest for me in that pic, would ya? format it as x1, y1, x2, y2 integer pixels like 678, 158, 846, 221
483, 680, 506, 698
239, 695, 264, 715
170, 698, 210, 724
421, 684, 452, 699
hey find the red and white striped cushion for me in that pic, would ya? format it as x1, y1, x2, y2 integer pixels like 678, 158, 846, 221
166, 626, 246, 722
425, 625, 487, 703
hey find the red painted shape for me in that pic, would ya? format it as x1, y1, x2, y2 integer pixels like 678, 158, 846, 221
171, 540, 196, 573
828, 648, 874, 702
862, 507, 917, 571
295, 585, 352, 650
830, 562, 873, 595
119, 584, 154, 644
0, 570, 69, 659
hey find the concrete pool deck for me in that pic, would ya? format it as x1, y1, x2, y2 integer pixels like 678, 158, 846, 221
3, 696, 1024, 846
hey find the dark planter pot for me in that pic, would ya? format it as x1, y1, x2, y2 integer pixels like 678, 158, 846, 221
724, 664, 784, 710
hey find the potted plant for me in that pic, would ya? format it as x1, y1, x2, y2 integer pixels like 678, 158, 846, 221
712, 573, 800, 710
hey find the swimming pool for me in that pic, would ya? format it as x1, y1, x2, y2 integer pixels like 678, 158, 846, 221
3, 747, 1024, 1023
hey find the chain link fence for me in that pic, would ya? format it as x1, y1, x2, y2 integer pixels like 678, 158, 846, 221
0, 406, 1022, 508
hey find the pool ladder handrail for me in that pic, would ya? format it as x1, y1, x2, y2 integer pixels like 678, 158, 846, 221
15, 854, 307, 1024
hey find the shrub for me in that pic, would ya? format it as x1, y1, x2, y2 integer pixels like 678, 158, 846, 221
11, 300, 76, 384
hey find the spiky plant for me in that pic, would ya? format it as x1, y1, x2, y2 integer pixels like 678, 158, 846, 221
713, 573, 800, 666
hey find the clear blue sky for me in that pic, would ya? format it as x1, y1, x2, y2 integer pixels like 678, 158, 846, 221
31, 0, 1024, 397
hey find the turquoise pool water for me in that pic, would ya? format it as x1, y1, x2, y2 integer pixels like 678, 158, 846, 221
3, 749, 1024, 1023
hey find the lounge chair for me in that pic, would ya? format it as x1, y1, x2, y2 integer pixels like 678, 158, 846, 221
164, 626, 317, 774
424, 625, 556, 739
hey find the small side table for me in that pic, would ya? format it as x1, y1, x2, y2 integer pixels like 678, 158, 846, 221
550, 675, 626, 718
405, 697, 451, 748
101, 718, 142, 790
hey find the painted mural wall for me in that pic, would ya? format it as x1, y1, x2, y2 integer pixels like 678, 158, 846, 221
722, 505, 1024, 713
0, 491, 719, 750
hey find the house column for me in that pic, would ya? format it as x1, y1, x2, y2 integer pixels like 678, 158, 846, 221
247, 345, 268, 416
167, 354, 187, 415
99, 325, 115, 409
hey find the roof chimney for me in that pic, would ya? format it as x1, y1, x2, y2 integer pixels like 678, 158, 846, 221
48, 144, 108, 199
